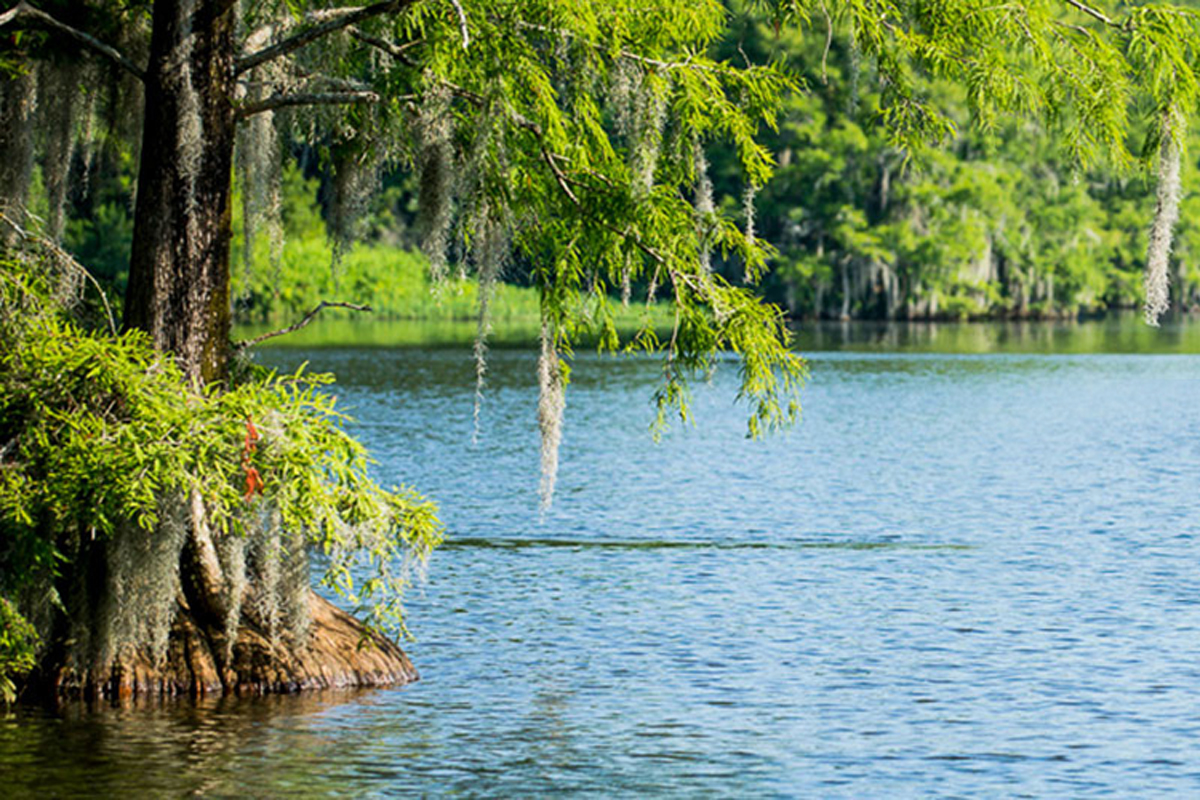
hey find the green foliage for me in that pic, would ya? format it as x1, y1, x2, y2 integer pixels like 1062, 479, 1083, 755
231, 166, 543, 323
369, 0, 808, 433
64, 202, 134, 301
0, 597, 37, 704
231, 166, 670, 333
713, 1, 1200, 320
0, 245, 443, 679
219, 0, 810, 435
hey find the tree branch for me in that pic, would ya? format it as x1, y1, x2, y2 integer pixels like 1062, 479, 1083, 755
0, 1, 146, 81
540, 146, 579, 206
1061, 0, 1117, 27
236, 0, 415, 75
237, 90, 391, 118
233, 301, 373, 350
348, 26, 422, 66
448, 0, 469, 49
514, 20, 718, 73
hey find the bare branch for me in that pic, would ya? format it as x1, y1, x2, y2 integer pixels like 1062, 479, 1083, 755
0, 1, 145, 81
348, 26, 422, 65
233, 301, 373, 350
236, 0, 415, 75
1061, 0, 1117, 26
820, 1, 833, 84
515, 20, 718, 73
237, 90, 394, 118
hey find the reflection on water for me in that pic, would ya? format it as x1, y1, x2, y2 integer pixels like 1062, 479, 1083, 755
441, 536, 973, 551
794, 312, 1200, 353
2, 691, 389, 796
235, 311, 1200, 353
7, 319, 1200, 796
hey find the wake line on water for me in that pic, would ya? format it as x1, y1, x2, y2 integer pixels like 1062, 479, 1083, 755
439, 537, 972, 552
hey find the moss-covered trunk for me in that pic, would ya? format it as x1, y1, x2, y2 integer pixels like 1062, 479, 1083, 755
25, 0, 421, 701
123, 0, 234, 385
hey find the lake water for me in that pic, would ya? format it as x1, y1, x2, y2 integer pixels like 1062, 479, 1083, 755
5, 318, 1200, 796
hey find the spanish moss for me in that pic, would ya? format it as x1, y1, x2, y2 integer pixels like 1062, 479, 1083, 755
693, 138, 714, 273
471, 204, 508, 444
537, 321, 566, 511
37, 60, 81, 243
1144, 125, 1181, 327
630, 76, 667, 200
609, 60, 639, 138
416, 83, 454, 284
217, 530, 248, 660
743, 182, 758, 283
95, 494, 188, 669
328, 148, 379, 279
75, 73, 98, 202
235, 93, 282, 289
0, 67, 37, 239
244, 487, 309, 644
744, 182, 757, 248
622, 253, 633, 306
174, 0, 204, 217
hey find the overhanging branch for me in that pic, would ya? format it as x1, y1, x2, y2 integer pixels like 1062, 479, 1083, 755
235, 0, 416, 75
0, 1, 146, 81
237, 89, 390, 118
515, 20, 718, 73
1061, 0, 1117, 26
349, 26, 422, 66
233, 301, 373, 350
363, 37, 668, 269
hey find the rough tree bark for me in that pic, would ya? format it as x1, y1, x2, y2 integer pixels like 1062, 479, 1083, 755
123, 0, 235, 384
4, 0, 420, 700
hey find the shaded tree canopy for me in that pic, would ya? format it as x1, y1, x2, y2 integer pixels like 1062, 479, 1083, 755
3, 0, 1197, 441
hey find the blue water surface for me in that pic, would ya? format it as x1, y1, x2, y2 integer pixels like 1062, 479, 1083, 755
4, 336, 1200, 797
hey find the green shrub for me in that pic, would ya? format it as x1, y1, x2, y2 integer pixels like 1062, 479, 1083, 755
0, 244, 443, 687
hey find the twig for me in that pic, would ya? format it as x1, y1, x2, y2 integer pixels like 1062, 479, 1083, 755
236, 0, 414, 75
233, 301, 373, 350
237, 90, 390, 118
820, 1, 833, 84
1062, 0, 1116, 26
448, 0, 470, 49
0, 1, 145, 81
540, 146, 579, 205
348, 27, 422, 65
1052, 19, 1092, 36
514, 20, 719, 72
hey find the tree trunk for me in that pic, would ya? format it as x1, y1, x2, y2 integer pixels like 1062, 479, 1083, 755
123, 0, 235, 384
60, 0, 419, 700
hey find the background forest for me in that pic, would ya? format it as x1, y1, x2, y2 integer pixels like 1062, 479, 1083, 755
32, 0, 1200, 324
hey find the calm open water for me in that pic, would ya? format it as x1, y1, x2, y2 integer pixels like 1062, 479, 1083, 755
4, 319, 1200, 796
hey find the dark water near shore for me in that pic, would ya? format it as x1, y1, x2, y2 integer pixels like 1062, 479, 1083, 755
5, 319, 1200, 796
